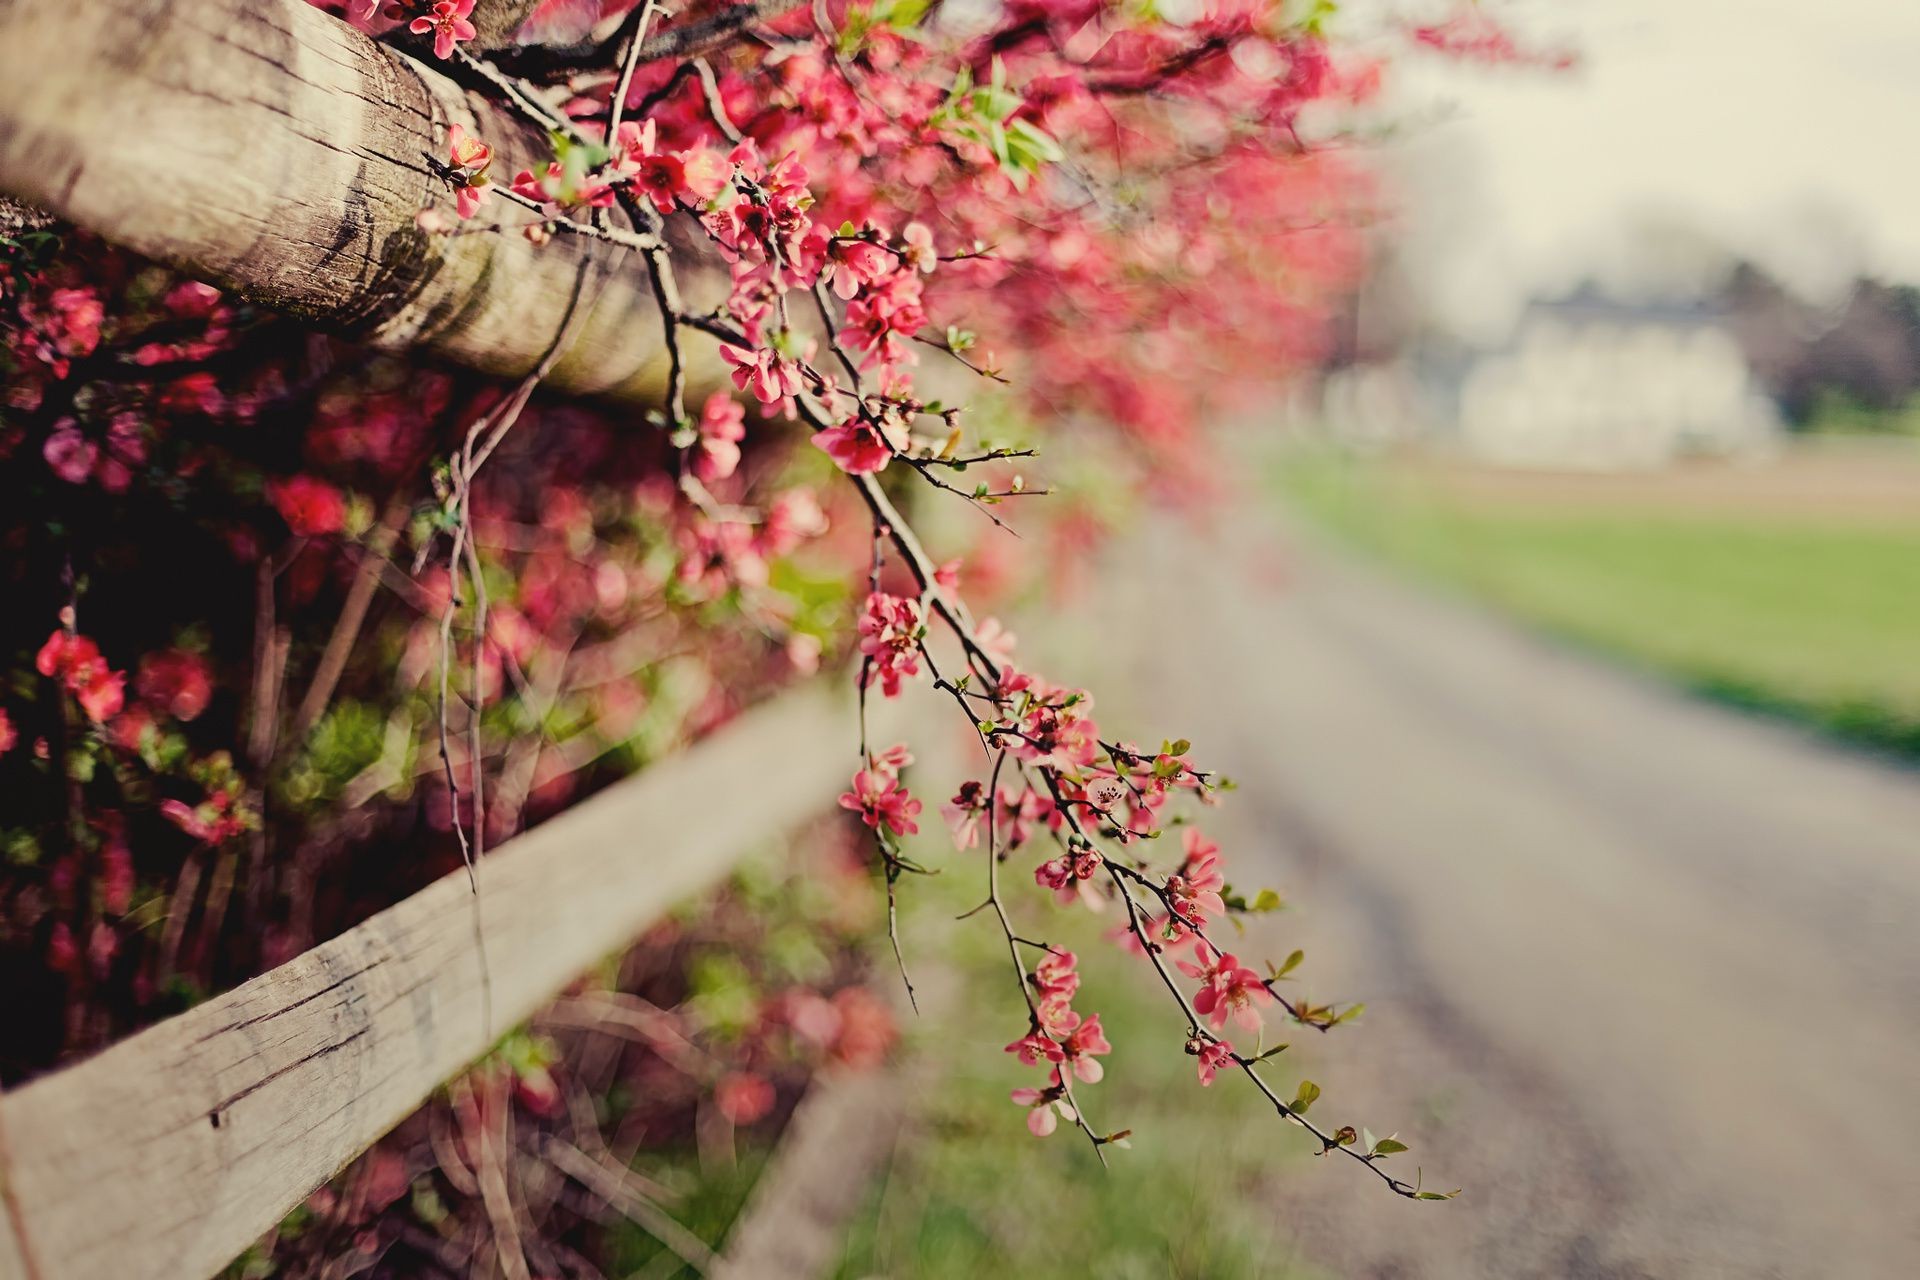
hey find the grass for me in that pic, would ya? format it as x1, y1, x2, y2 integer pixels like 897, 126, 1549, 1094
1276, 447, 1920, 760
829, 860, 1323, 1280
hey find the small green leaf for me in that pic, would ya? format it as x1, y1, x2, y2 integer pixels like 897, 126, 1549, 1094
1290, 1080, 1321, 1114
1275, 948, 1305, 979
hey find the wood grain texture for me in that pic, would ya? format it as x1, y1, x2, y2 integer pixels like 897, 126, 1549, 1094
0, 686, 862, 1280
0, 0, 674, 398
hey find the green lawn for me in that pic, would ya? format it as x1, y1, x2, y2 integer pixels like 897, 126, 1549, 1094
1277, 450, 1920, 759
830, 863, 1323, 1280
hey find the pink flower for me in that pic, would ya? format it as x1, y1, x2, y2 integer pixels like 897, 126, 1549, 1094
1035, 991, 1080, 1037
0, 708, 16, 756
410, 0, 477, 60
901, 222, 937, 273
159, 789, 249, 846
693, 392, 746, 482
1005, 1031, 1064, 1068
615, 119, 695, 215
812, 416, 897, 475
267, 475, 347, 536
719, 343, 802, 405
1166, 829, 1227, 927
715, 1072, 776, 1125
868, 742, 914, 778
824, 234, 894, 301
42, 422, 96, 484
1035, 845, 1100, 905
838, 768, 922, 837
1176, 941, 1272, 1033
1010, 1086, 1073, 1138
758, 489, 826, 558
1059, 1013, 1111, 1083
1033, 948, 1080, 1000
1195, 1039, 1236, 1086
856, 592, 923, 698
941, 779, 987, 850
445, 123, 492, 219
511, 162, 615, 212
137, 649, 212, 721
36, 630, 126, 724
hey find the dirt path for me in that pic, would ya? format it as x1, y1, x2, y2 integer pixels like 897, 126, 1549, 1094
1056, 510, 1920, 1278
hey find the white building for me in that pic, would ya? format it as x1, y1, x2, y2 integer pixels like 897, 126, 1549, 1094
1452, 295, 1781, 469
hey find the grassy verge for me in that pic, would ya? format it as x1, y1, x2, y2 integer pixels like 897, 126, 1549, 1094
1276, 448, 1920, 760
830, 859, 1321, 1280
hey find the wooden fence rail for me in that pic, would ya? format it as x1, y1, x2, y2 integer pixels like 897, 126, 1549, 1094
0, 0, 680, 400
0, 687, 861, 1280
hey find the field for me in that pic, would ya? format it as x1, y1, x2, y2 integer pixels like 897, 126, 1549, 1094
1276, 440, 1920, 759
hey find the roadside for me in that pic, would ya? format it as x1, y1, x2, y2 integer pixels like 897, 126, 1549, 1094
1048, 501, 1920, 1277
1275, 441, 1920, 760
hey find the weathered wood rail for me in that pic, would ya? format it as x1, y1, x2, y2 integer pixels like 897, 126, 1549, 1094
0, 686, 862, 1280
0, 0, 679, 399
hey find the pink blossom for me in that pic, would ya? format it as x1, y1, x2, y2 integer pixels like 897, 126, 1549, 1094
268, 475, 347, 537
1005, 1031, 1064, 1068
693, 392, 746, 482
941, 779, 987, 851
901, 222, 937, 273
715, 1072, 776, 1125
1010, 1086, 1073, 1138
719, 344, 801, 405
1166, 828, 1227, 927
1058, 1013, 1111, 1083
137, 649, 212, 721
868, 742, 914, 778
1195, 1039, 1236, 1086
838, 768, 922, 837
824, 234, 894, 301
614, 119, 696, 215
160, 791, 248, 846
1035, 845, 1101, 906
812, 416, 897, 475
1033, 948, 1080, 1000
758, 488, 828, 557
42, 422, 96, 484
856, 592, 923, 698
445, 123, 492, 219
1177, 940, 1272, 1033
0, 709, 16, 756
36, 630, 126, 724
410, 0, 477, 60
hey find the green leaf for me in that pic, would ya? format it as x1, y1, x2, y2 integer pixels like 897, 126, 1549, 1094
1372, 1137, 1409, 1157
1289, 1080, 1321, 1114
1250, 887, 1284, 912
1275, 948, 1305, 979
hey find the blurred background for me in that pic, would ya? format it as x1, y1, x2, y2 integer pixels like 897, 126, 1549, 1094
842, 2, 1920, 1276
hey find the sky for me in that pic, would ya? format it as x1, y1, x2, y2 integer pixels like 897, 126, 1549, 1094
1365, 0, 1920, 339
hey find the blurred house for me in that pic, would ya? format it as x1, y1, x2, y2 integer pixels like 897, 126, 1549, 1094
1316, 289, 1783, 469
1450, 290, 1781, 468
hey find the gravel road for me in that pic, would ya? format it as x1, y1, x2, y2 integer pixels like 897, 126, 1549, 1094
1060, 512, 1920, 1278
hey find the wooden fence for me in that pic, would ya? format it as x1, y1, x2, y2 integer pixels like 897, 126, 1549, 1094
0, 4, 895, 1277
0, 686, 864, 1280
